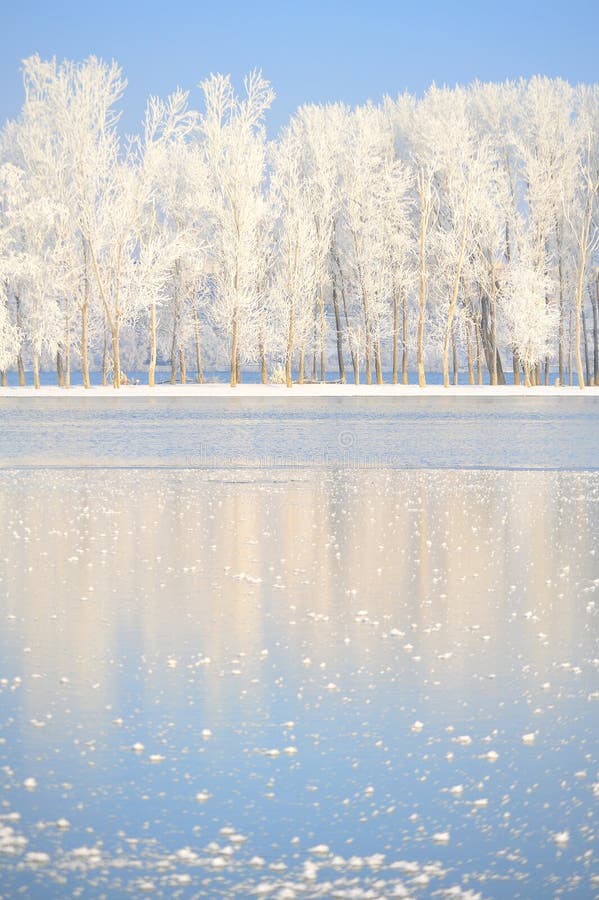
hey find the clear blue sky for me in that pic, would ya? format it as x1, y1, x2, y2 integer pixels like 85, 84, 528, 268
1, 0, 597, 136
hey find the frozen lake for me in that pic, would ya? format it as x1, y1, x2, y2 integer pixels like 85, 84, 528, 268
0, 400, 597, 898
1, 395, 598, 469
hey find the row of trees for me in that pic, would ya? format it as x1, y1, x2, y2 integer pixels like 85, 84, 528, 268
0, 57, 598, 389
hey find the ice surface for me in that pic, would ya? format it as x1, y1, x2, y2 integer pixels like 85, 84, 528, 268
0, 464, 597, 897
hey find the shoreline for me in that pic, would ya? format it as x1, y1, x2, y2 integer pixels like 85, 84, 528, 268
0, 383, 598, 398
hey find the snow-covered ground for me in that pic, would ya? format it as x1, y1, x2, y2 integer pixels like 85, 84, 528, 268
1, 382, 598, 397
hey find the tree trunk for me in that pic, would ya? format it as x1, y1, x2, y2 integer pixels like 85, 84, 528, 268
480, 291, 506, 384
557, 247, 565, 384
0, 371, 7, 387
180, 347, 187, 384
102, 321, 109, 387
170, 321, 178, 384
573, 169, 596, 390
299, 343, 305, 384
452, 326, 458, 385
392, 290, 399, 384
416, 169, 429, 388
466, 319, 474, 385
582, 306, 591, 387
64, 301, 71, 389
111, 320, 121, 388
402, 289, 408, 385
513, 349, 521, 386
81, 301, 90, 388
331, 283, 345, 383
592, 277, 598, 385
57, 351, 64, 388
568, 310, 573, 385
33, 353, 40, 390
236, 350, 242, 384
259, 334, 268, 384
230, 311, 238, 387
335, 257, 359, 383
15, 296, 25, 386
193, 305, 204, 384
285, 301, 294, 388
475, 321, 483, 385
491, 275, 498, 386
148, 302, 157, 386
318, 292, 326, 382
81, 240, 91, 389
374, 337, 383, 385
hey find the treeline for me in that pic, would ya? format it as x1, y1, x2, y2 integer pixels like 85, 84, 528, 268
0, 57, 598, 388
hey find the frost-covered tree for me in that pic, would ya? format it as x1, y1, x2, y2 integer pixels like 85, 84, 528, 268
0, 58, 597, 389
199, 71, 274, 386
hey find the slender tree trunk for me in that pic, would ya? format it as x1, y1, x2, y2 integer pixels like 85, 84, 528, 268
64, 301, 71, 389
15, 296, 25, 386
452, 325, 458, 385
568, 310, 573, 385
81, 240, 91, 389
259, 334, 268, 384
331, 283, 345, 383
582, 306, 591, 387
299, 342, 305, 384
57, 351, 64, 388
491, 274, 498, 386
33, 353, 40, 390
416, 170, 430, 388
392, 290, 399, 384
475, 321, 483, 385
513, 349, 521, 386
180, 347, 187, 384
573, 168, 596, 390
170, 309, 179, 385
318, 292, 326, 382
111, 320, 121, 388
192, 305, 204, 384
230, 310, 238, 387
81, 301, 90, 389
285, 302, 294, 388
148, 302, 157, 387
374, 337, 383, 385
557, 249, 565, 384
592, 278, 598, 385
466, 319, 474, 385
0, 371, 6, 387
334, 255, 358, 383
364, 326, 372, 385
402, 290, 408, 385
102, 320, 109, 386
236, 350, 242, 384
